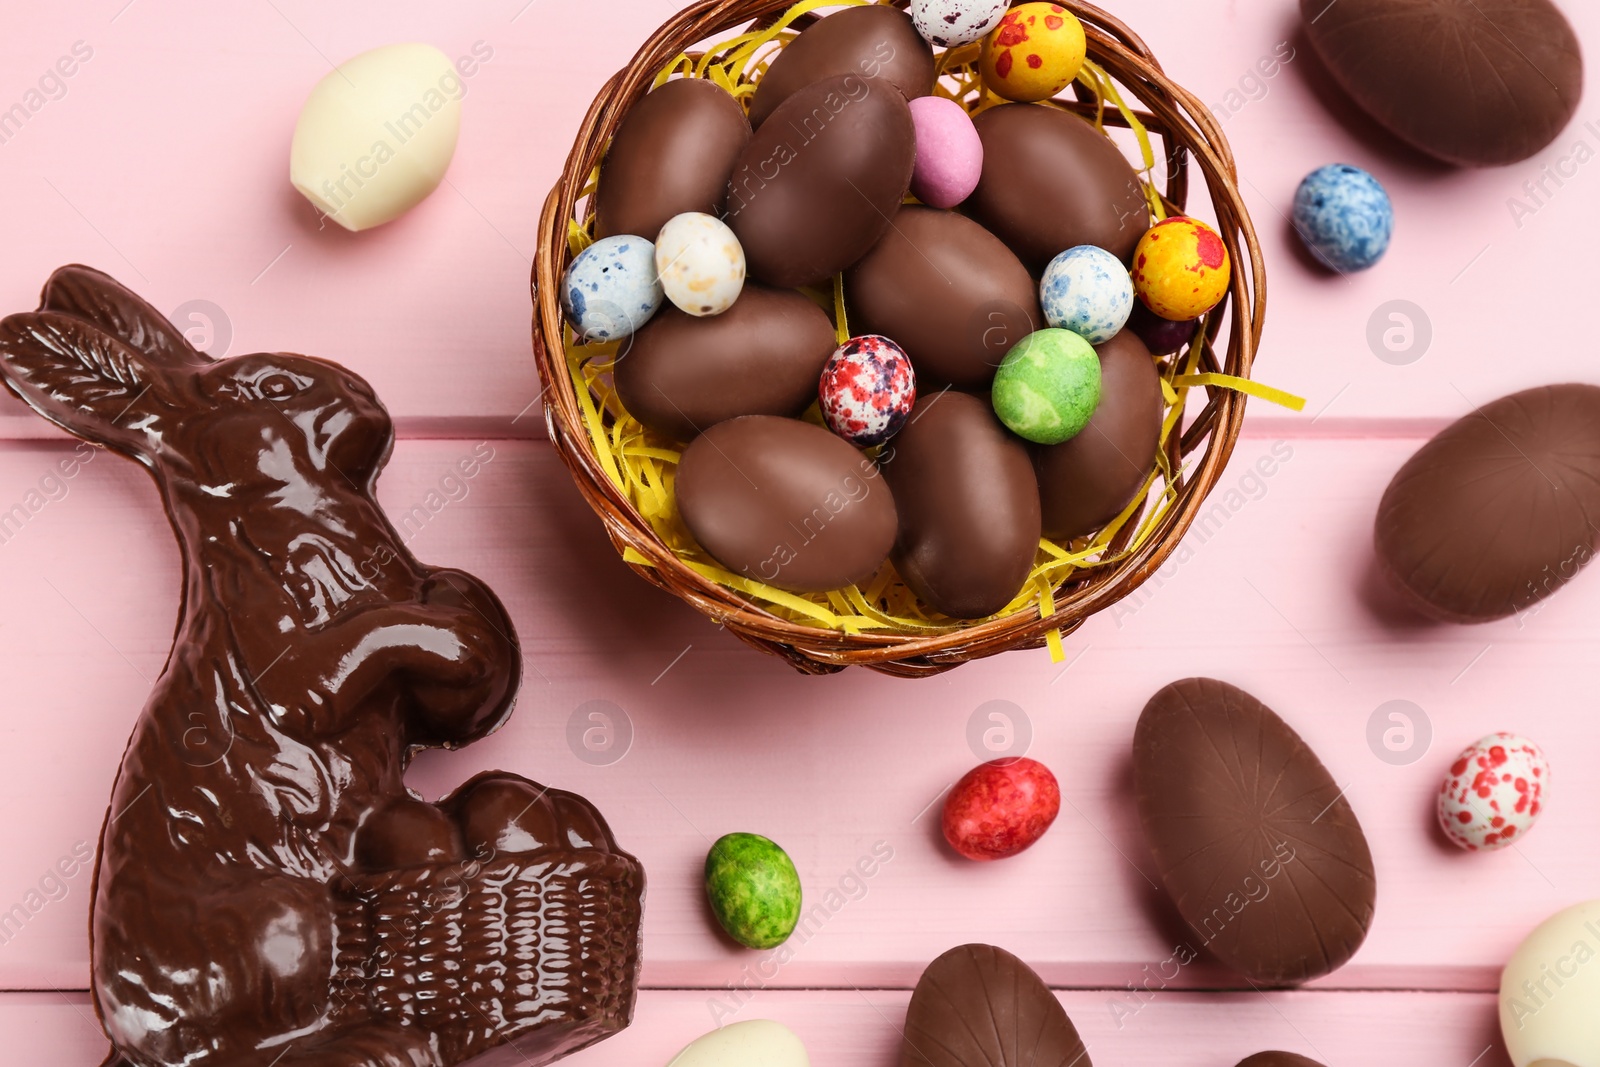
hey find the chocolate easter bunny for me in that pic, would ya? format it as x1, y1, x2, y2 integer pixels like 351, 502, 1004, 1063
0, 266, 644, 1067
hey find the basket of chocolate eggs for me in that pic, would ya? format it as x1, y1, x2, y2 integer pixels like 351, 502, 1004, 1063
533, 0, 1283, 677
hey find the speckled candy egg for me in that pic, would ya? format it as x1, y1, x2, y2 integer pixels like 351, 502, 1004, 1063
980, 3, 1086, 103
909, 96, 984, 209
1292, 163, 1394, 273
655, 211, 746, 317
1041, 245, 1134, 344
820, 335, 916, 447
1131, 216, 1232, 321
910, 0, 1010, 48
561, 234, 665, 344
1128, 300, 1195, 356
942, 758, 1061, 861
705, 832, 801, 950
1438, 733, 1548, 852
991, 328, 1101, 445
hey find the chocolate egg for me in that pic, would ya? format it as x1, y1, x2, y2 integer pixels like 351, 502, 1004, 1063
1134, 678, 1377, 985
1034, 330, 1162, 540
847, 206, 1040, 390
965, 103, 1150, 270
1236, 1055, 1327, 1067
727, 74, 917, 288
901, 945, 1091, 1067
615, 284, 836, 441
354, 798, 466, 869
882, 390, 1041, 618
1302, 0, 1582, 166
595, 78, 751, 241
748, 6, 935, 128
1375, 384, 1600, 622
676, 416, 897, 592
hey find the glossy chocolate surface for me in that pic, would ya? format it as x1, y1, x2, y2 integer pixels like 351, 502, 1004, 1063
615, 283, 836, 441
1375, 384, 1600, 622
847, 205, 1041, 390
748, 5, 935, 128
595, 77, 751, 241
0, 266, 644, 1067
727, 73, 917, 289
1302, 0, 1582, 166
1134, 678, 1376, 985
1034, 330, 1162, 540
676, 415, 897, 592
965, 103, 1150, 270
901, 944, 1091, 1067
882, 390, 1040, 618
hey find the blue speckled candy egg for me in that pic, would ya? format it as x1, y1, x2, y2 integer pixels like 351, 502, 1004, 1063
561, 235, 664, 344
1040, 245, 1133, 345
1292, 164, 1393, 272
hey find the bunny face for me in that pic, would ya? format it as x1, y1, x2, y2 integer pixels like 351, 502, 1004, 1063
177, 354, 394, 494
0, 267, 394, 496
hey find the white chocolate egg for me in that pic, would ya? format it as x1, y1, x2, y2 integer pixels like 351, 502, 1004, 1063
655, 212, 746, 317
665, 1020, 809, 1067
1437, 732, 1548, 851
1500, 899, 1600, 1067
290, 43, 463, 231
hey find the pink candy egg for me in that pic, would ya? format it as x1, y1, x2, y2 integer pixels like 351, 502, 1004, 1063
1437, 733, 1548, 852
819, 335, 916, 447
909, 97, 984, 210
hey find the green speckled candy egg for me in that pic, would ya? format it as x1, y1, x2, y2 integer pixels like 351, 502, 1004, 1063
704, 832, 801, 949
991, 328, 1102, 444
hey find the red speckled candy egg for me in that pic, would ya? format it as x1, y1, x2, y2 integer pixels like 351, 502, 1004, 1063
942, 757, 1061, 861
1438, 733, 1548, 852
819, 335, 917, 447
1131, 216, 1232, 322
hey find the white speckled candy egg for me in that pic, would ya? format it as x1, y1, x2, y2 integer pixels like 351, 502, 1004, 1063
1040, 245, 1134, 344
910, 0, 1011, 48
1438, 732, 1548, 851
561, 234, 664, 344
655, 212, 746, 317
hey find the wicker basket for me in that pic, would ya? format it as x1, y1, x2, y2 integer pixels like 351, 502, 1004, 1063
333, 852, 644, 1063
532, 0, 1265, 678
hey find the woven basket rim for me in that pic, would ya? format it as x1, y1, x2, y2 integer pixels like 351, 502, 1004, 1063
531, 0, 1265, 677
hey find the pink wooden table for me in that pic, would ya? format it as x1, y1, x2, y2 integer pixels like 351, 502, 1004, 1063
4, 1, 1599, 1065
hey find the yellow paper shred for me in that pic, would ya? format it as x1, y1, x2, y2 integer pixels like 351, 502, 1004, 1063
832, 273, 850, 345
1172, 373, 1306, 412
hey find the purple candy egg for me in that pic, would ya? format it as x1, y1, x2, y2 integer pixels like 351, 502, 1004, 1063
820, 335, 917, 447
1127, 300, 1196, 356
909, 97, 984, 210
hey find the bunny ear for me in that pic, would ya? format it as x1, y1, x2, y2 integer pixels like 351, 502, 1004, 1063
0, 310, 185, 456
39, 264, 207, 369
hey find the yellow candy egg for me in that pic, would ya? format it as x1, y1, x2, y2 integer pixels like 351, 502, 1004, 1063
1131, 216, 1232, 322
979, 3, 1086, 103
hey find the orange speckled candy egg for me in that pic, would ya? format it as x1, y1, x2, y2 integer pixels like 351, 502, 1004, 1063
1131, 216, 1232, 321
979, 3, 1086, 103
